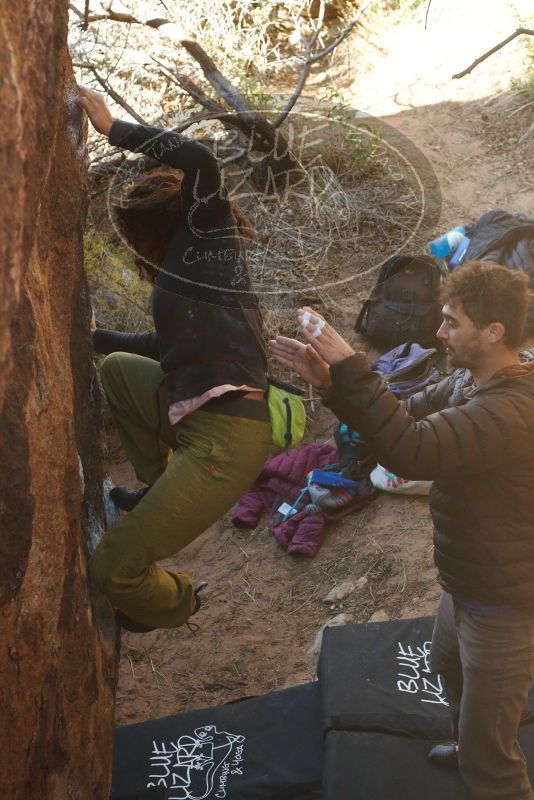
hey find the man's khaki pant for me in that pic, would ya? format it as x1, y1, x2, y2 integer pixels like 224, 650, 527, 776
430, 591, 534, 800
90, 352, 271, 629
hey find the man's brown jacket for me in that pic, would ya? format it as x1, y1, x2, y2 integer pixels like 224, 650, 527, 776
322, 355, 534, 606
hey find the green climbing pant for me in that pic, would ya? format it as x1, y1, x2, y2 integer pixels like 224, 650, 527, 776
90, 352, 271, 629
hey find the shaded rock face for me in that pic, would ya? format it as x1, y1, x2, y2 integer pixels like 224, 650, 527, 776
0, 2, 117, 798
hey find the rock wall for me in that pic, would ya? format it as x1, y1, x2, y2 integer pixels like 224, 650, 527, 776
0, 2, 117, 797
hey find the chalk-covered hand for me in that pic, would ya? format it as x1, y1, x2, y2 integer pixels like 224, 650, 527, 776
74, 87, 114, 136
269, 336, 332, 390
297, 307, 355, 366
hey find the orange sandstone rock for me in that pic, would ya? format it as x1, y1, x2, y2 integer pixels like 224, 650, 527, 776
0, 3, 117, 797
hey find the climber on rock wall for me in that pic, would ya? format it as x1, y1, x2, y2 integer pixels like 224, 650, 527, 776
75, 87, 271, 633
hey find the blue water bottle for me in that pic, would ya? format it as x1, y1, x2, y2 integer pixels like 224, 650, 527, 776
449, 234, 470, 268
429, 226, 467, 259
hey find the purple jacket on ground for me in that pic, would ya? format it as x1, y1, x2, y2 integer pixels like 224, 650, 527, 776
232, 442, 338, 557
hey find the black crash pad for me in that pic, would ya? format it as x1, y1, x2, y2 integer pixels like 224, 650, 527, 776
323, 724, 534, 800
318, 616, 534, 740
111, 682, 323, 800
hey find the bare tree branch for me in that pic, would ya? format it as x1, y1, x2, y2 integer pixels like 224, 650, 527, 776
272, 0, 372, 127
88, 112, 239, 180
177, 37, 256, 119
271, 0, 326, 128
69, 3, 84, 19
146, 29, 300, 168
308, 0, 327, 50
148, 56, 273, 155
452, 28, 534, 80
424, 0, 432, 30
308, 0, 373, 63
78, 9, 279, 147
87, 109, 273, 195
76, 3, 369, 180
159, 33, 296, 165
83, 6, 168, 27
75, 62, 148, 124
149, 55, 225, 113
78, 3, 364, 131
83, 0, 90, 30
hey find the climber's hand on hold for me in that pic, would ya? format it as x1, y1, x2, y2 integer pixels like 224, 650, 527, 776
74, 87, 114, 137
90, 309, 96, 333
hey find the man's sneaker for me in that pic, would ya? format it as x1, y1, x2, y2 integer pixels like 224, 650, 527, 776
109, 485, 149, 512
427, 743, 459, 770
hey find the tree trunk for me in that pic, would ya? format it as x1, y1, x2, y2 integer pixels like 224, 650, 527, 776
0, 2, 117, 798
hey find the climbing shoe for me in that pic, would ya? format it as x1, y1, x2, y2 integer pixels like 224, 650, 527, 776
427, 743, 459, 770
115, 583, 208, 634
115, 610, 155, 633
186, 582, 208, 632
109, 485, 149, 512
193, 581, 208, 614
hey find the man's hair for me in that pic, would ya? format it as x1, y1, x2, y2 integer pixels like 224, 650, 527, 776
440, 261, 530, 348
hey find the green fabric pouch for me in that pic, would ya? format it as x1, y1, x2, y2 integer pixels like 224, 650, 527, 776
267, 377, 306, 450
235, 299, 306, 449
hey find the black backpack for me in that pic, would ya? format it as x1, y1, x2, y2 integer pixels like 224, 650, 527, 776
460, 208, 534, 267
355, 255, 443, 350
457, 208, 534, 338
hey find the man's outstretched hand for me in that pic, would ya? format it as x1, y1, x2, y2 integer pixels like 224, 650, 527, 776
74, 87, 114, 136
297, 307, 356, 366
269, 336, 332, 390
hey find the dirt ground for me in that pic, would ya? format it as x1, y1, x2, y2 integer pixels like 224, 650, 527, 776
112, 0, 534, 726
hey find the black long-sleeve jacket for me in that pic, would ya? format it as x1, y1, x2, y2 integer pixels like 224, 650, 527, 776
93, 120, 267, 401
323, 354, 534, 606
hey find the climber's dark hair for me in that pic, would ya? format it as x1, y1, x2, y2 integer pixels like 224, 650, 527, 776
111, 167, 254, 283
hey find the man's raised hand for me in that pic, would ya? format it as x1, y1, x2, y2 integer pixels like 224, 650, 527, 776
297, 306, 355, 366
269, 336, 332, 390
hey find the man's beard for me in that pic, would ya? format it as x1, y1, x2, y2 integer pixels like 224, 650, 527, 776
447, 341, 483, 371
447, 347, 462, 367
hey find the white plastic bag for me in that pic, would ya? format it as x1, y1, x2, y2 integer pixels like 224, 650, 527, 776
370, 465, 432, 496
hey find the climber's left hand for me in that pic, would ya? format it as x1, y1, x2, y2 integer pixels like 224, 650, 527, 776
74, 87, 114, 137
